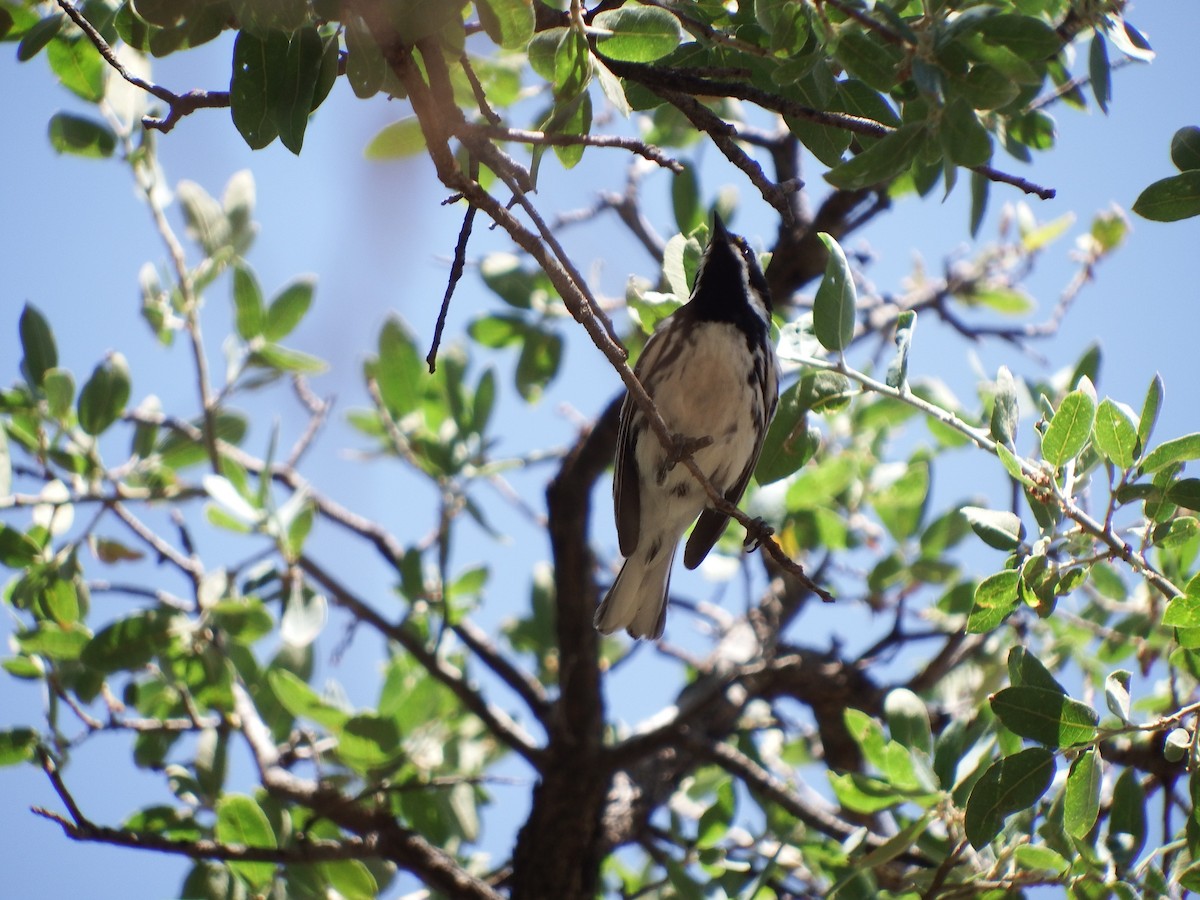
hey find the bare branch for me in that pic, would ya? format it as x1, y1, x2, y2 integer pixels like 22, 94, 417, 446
655, 88, 800, 224
428, 182, 478, 373
452, 619, 551, 719
471, 123, 683, 172
298, 555, 545, 766
55, 0, 229, 133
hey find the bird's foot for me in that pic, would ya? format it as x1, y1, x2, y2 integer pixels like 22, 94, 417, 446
743, 517, 775, 552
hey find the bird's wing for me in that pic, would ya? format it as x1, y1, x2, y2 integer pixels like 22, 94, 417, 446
613, 393, 641, 557
683, 353, 777, 570
682, 458, 757, 570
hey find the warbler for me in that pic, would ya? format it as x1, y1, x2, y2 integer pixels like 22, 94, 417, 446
595, 214, 780, 639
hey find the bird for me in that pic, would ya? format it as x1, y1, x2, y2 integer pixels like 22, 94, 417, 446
595, 214, 781, 639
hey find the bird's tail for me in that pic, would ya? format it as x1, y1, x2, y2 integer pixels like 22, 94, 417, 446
594, 544, 676, 639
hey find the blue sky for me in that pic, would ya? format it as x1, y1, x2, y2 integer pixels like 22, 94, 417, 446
3, 3, 1200, 897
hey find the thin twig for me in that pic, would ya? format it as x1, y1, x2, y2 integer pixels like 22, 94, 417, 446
472, 124, 683, 172
656, 88, 797, 224
428, 172, 478, 372
56, 0, 229, 133
286, 378, 333, 469
451, 619, 551, 717
109, 502, 204, 583
793, 354, 1181, 600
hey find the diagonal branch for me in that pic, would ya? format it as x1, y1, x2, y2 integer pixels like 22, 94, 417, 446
298, 555, 545, 766
230, 685, 506, 899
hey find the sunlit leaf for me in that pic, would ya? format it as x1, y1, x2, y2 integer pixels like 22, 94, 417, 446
813, 233, 856, 352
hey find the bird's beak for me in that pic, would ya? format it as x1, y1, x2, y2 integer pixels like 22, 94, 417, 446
711, 211, 728, 241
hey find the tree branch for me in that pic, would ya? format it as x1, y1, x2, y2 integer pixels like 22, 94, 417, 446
56, 0, 230, 133
230, 685, 506, 900
298, 555, 545, 766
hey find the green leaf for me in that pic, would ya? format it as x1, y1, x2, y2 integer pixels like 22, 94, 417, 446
1142, 433, 1200, 473
1139, 373, 1163, 451
755, 383, 819, 485
976, 14, 1060, 60
216, 794, 276, 890
275, 26, 322, 154
322, 860, 377, 900
41, 577, 80, 626
19, 303, 58, 388
232, 265, 265, 340
267, 668, 348, 731
1105, 669, 1133, 723
47, 36, 104, 101
1171, 126, 1200, 172
338, 714, 402, 770
1088, 32, 1111, 114
957, 63, 1021, 111
253, 343, 328, 374
547, 93, 592, 169
81, 610, 172, 673
1065, 747, 1101, 838
231, 30, 283, 150
1133, 171, 1200, 222
479, 253, 552, 309
965, 747, 1055, 848
825, 123, 927, 190
515, 330, 563, 401
874, 459, 929, 540
1168, 479, 1200, 512
968, 569, 1020, 633
884, 688, 932, 755
671, 163, 702, 236
470, 368, 496, 437
835, 30, 902, 92
0, 728, 38, 767
345, 14, 385, 99
1015, 844, 1070, 875
0, 524, 41, 567
1009, 110, 1056, 154
1041, 387, 1095, 467
264, 277, 315, 342
224, 169, 257, 247
990, 686, 1098, 748
475, 0, 534, 50
1166, 595, 1200, 628
17, 13, 63, 61
961, 506, 1024, 551
1108, 768, 1146, 864
159, 411, 247, 470
593, 3, 683, 63
371, 317, 424, 417
47, 112, 116, 158
177, 180, 229, 255
941, 98, 992, 167
1154, 516, 1199, 549
989, 365, 1018, 446
813, 233, 856, 352
1008, 646, 1066, 694
468, 313, 527, 348
1093, 398, 1138, 469
77, 352, 132, 436
17, 622, 89, 659
553, 28, 590, 100
884, 310, 915, 390
364, 117, 428, 160
853, 813, 934, 870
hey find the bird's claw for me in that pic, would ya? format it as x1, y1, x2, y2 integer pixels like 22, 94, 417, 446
742, 517, 774, 552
